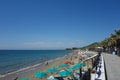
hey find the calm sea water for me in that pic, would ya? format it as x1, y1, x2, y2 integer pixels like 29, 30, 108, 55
0, 50, 72, 75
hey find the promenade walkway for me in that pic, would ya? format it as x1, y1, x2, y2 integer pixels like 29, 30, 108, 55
103, 53, 120, 80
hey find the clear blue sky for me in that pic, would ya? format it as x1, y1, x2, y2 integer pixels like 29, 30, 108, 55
0, 0, 120, 49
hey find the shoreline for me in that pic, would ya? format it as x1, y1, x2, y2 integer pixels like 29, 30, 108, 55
0, 51, 73, 80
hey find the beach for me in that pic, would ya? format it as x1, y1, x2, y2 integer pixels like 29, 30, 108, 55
21, 56, 72, 80
19, 51, 81, 80
0, 50, 96, 80
0, 50, 74, 80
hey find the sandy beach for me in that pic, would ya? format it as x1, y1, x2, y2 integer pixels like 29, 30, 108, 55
20, 52, 77, 80
0, 51, 77, 80
0, 50, 96, 80
19, 51, 96, 80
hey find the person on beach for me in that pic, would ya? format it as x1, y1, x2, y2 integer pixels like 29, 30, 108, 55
46, 61, 48, 66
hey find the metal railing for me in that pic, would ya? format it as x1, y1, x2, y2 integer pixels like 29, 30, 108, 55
80, 52, 101, 80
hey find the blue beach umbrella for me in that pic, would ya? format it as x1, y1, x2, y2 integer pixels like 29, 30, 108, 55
72, 63, 82, 70
59, 70, 72, 77
19, 78, 30, 80
60, 63, 69, 67
81, 63, 86, 67
47, 68, 58, 73
72, 63, 86, 70
34, 72, 47, 79
54, 65, 61, 69
66, 68, 73, 72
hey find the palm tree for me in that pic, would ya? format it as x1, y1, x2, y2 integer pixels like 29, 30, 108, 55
108, 34, 117, 53
100, 29, 120, 54
100, 38, 109, 52
114, 29, 120, 56
81, 29, 120, 56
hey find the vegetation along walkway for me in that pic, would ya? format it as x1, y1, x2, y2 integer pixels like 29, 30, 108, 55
103, 53, 120, 80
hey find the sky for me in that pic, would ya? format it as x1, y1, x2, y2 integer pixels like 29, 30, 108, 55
0, 0, 120, 50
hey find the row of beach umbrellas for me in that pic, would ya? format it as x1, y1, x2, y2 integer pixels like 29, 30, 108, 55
19, 62, 86, 80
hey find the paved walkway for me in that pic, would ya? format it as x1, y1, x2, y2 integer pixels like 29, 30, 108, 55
103, 53, 120, 80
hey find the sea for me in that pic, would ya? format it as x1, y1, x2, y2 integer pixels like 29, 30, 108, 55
0, 50, 73, 76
